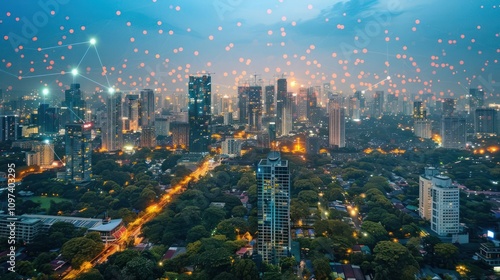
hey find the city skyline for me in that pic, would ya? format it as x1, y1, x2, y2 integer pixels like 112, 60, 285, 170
1, 1, 500, 103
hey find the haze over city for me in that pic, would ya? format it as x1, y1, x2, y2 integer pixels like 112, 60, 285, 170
1, 0, 499, 101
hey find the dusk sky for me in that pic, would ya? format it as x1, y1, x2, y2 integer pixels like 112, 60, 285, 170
1, 0, 500, 102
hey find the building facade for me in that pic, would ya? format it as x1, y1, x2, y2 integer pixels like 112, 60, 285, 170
441, 117, 467, 149
248, 86, 263, 131
0, 115, 19, 142
188, 75, 211, 153
276, 78, 287, 137
431, 175, 460, 236
140, 89, 155, 128
419, 167, 439, 220
328, 95, 345, 148
257, 152, 291, 264
171, 122, 189, 149
65, 122, 92, 182
475, 108, 497, 135
103, 92, 123, 151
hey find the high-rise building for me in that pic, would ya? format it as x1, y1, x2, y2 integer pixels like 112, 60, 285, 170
297, 87, 308, 122
0, 115, 19, 141
102, 92, 123, 151
221, 95, 232, 114
475, 108, 497, 135
26, 151, 39, 167
413, 101, 426, 119
140, 89, 155, 127
62, 84, 86, 124
442, 98, 455, 117
306, 136, 321, 155
265, 85, 275, 117
348, 97, 360, 120
248, 86, 263, 130
322, 83, 333, 107
414, 120, 432, 139
307, 87, 322, 125
188, 75, 211, 153
468, 88, 484, 113
276, 78, 287, 136
140, 126, 156, 148
257, 152, 291, 264
65, 122, 92, 182
221, 138, 242, 157
268, 122, 276, 143
171, 122, 189, 149
155, 117, 170, 136
26, 141, 55, 168
419, 167, 439, 220
431, 175, 459, 236
386, 93, 399, 115
354, 90, 365, 110
35, 141, 54, 168
124, 94, 140, 131
238, 85, 249, 124
413, 101, 431, 138
38, 103, 49, 134
441, 117, 466, 149
328, 96, 345, 148
283, 92, 293, 136
372, 91, 384, 118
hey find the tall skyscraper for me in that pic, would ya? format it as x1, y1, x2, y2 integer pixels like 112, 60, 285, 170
257, 152, 291, 264
283, 92, 293, 136
413, 101, 426, 119
306, 87, 319, 122
431, 175, 459, 236
65, 122, 92, 182
265, 85, 275, 117
441, 117, 466, 149
372, 91, 384, 118
276, 78, 287, 136
441, 98, 455, 117
468, 88, 484, 113
140, 89, 155, 127
419, 167, 439, 220
62, 84, 86, 124
354, 90, 365, 109
38, 103, 49, 134
419, 169, 459, 236
0, 115, 19, 141
348, 96, 360, 120
328, 96, 345, 148
248, 86, 263, 131
102, 91, 123, 151
188, 75, 211, 153
474, 108, 497, 135
124, 94, 140, 132
386, 93, 399, 115
297, 87, 308, 122
221, 95, 232, 114
413, 101, 431, 139
238, 85, 249, 124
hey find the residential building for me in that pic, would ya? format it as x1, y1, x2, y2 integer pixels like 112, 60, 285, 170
257, 152, 291, 264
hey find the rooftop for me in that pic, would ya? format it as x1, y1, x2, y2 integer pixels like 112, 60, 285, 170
88, 219, 123, 232
22, 214, 103, 229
